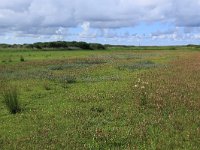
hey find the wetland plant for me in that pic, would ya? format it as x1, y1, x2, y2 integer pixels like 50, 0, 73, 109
20, 56, 25, 62
2, 86, 21, 114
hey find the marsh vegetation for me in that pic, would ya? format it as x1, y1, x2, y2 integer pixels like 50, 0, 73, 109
0, 47, 200, 149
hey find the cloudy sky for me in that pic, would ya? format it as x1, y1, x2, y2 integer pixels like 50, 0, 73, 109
0, 0, 200, 45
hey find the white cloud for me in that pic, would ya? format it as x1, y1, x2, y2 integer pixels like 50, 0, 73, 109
0, 0, 200, 44
0, 0, 189, 29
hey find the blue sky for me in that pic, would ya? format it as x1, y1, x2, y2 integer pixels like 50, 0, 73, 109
0, 0, 200, 45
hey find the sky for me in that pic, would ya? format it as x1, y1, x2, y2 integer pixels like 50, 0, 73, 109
0, 0, 200, 45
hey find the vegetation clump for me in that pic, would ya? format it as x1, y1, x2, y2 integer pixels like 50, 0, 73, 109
0, 41, 106, 50
2, 85, 21, 114
20, 55, 25, 62
118, 60, 157, 71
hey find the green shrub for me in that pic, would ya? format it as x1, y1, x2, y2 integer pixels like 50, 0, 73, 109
20, 56, 25, 62
90, 106, 104, 113
2, 86, 21, 114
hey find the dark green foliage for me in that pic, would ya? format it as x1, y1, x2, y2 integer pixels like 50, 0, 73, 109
169, 47, 176, 50
0, 41, 105, 50
20, 55, 25, 62
0, 41, 106, 50
90, 106, 104, 113
75, 41, 91, 49
187, 44, 200, 48
33, 43, 42, 49
90, 43, 106, 50
30, 41, 105, 50
0, 44, 12, 48
2, 86, 21, 114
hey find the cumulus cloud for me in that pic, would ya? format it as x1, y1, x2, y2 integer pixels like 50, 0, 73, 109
0, 0, 200, 44
173, 0, 200, 27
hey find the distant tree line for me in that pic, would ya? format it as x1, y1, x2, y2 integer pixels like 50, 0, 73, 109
0, 41, 106, 50
186, 44, 200, 48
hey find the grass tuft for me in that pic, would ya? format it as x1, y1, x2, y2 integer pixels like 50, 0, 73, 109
2, 85, 21, 114
43, 81, 51, 90
90, 106, 104, 113
60, 75, 76, 84
20, 55, 25, 62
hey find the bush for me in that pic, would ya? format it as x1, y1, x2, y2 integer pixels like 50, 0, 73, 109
89, 43, 105, 50
2, 86, 21, 114
20, 56, 25, 62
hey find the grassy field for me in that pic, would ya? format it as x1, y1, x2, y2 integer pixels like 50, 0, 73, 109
0, 48, 200, 149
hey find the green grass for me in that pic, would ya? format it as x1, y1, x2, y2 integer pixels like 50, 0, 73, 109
2, 85, 21, 114
0, 48, 200, 149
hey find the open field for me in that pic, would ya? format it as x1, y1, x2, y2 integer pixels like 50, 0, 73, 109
0, 48, 200, 149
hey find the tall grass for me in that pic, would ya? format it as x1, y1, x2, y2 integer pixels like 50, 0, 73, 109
2, 86, 21, 114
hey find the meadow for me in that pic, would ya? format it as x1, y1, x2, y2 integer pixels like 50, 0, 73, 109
0, 47, 200, 149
